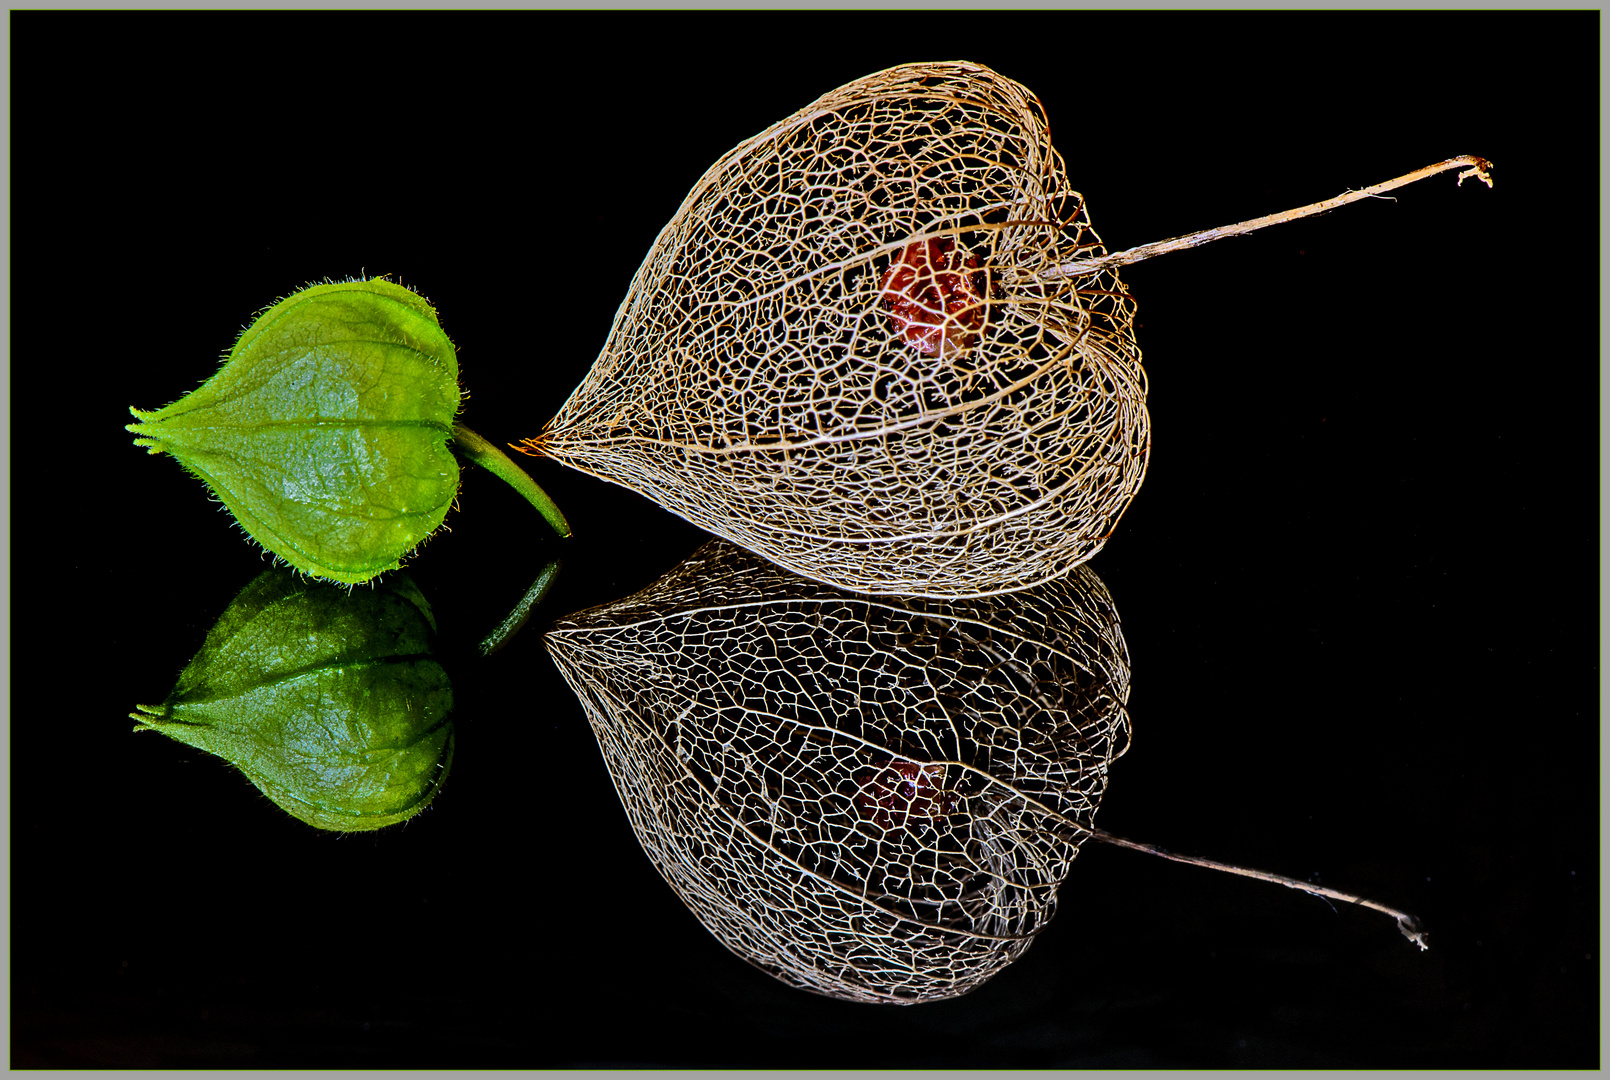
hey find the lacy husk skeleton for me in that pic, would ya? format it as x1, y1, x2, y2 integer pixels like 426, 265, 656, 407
531, 59, 1473, 1003
547, 539, 1133, 1003
522, 61, 1489, 600
547, 540, 1425, 1004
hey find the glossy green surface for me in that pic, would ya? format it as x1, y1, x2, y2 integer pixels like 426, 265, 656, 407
131, 570, 455, 832
128, 278, 462, 584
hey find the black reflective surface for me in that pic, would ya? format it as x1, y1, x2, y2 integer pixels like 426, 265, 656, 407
14, 12, 1595, 1068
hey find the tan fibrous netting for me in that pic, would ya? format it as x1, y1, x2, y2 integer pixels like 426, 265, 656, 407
544, 538, 1132, 1004
523, 61, 1149, 599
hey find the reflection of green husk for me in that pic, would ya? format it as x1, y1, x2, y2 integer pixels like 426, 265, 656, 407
131, 570, 455, 832
481, 558, 564, 656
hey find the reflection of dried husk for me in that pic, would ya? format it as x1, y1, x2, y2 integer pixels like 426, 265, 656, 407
545, 538, 1131, 1004
524, 61, 1149, 600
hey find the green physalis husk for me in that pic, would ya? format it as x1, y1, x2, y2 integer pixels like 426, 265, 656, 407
128, 277, 465, 585
132, 569, 455, 832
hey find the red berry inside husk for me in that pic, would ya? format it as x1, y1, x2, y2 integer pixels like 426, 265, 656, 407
879, 237, 988, 356
855, 758, 959, 831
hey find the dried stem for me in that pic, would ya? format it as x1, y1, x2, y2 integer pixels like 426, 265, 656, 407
1085, 826, 1429, 950
1052, 155, 1494, 279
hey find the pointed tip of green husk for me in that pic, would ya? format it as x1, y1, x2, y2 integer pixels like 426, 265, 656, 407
126, 414, 167, 453
130, 703, 165, 729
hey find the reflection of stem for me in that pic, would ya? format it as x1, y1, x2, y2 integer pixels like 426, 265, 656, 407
1050, 155, 1494, 279
481, 558, 563, 656
1082, 826, 1429, 950
451, 423, 573, 539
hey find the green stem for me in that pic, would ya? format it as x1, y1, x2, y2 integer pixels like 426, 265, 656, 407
480, 558, 563, 655
451, 423, 572, 538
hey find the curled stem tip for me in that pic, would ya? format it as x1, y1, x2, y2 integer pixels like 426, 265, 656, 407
1052, 154, 1495, 279
1085, 826, 1429, 951
450, 423, 573, 539
480, 557, 563, 655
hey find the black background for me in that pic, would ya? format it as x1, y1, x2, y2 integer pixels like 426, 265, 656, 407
12, 11, 1597, 1069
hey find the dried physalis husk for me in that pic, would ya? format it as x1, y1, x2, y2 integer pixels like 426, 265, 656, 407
522, 61, 1490, 599
547, 539, 1432, 1003
525, 61, 1143, 599
545, 538, 1132, 1003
